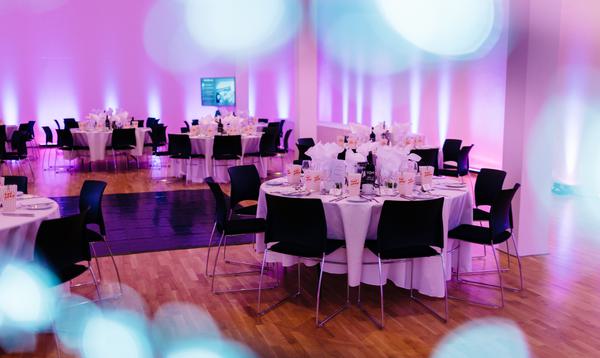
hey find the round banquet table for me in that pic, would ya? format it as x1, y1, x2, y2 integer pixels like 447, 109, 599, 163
256, 177, 474, 298
0, 196, 60, 260
168, 133, 263, 183
70, 128, 152, 162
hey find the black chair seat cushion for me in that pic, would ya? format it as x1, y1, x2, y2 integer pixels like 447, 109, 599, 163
2, 153, 27, 160
276, 148, 288, 154
448, 224, 512, 245
443, 163, 457, 169
223, 218, 266, 235
269, 239, 344, 258
54, 264, 89, 284
84, 228, 105, 243
365, 241, 440, 260
233, 204, 258, 216
170, 153, 206, 159
213, 154, 240, 160
154, 151, 171, 157
473, 208, 491, 221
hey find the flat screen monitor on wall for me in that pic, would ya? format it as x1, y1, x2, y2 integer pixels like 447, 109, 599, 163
201, 77, 236, 107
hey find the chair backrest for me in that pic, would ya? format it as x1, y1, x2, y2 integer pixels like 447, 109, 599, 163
184, 120, 190, 130
27, 121, 35, 138
205, 177, 229, 231
34, 211, 90, 283
79, 180, 108, 235
167, 134, 182, 155
0, 125, 6, 143
54, 119, 61, 129
18, 123, 29, 137
191, 119, 199, 126
213, 135, 242, 158
297, 137, 315, 147
376, 198, 445, 253
180, 127, 190, 134
57, 129, 74, 148
150, 125, 167, 148
146, 117, 157, 128
264, 194, 328, 254
282, 129, 292, 151
136, 120, 144, 128
410, 148, 439, 171
474, 168, 507, 207
296, 143, 313, 162
267, 122, 281, 147
111, 128, 136, 147
442, 139, 462, 163
10, 130, 28, 156
228, 165, 261, 208
64, 118, 78, 129
42, 126, 53, 144
259, 127, 278, 154
489, 184, 520, 241
457, 145, 474, 176
257, 118, 269, 124
3, 176, 28, 194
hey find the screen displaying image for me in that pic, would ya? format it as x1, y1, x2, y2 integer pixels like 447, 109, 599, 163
201, 77, 236, 106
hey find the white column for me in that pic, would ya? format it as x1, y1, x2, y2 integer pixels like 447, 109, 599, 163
502, 0, 563, 256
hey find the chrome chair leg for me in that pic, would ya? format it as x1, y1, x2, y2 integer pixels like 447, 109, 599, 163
204, 222, 217, 276
357, 255, 385, 329
88, 263, 102, 300
316, 255, 351, 327
257, 251, 300, 317
90, 244, 103, 283
491, 245, 505, 307
102, 235, 123, 295
409, 256, 449, 322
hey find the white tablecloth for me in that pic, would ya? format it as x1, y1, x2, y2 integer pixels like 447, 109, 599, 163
70, 128, 151, 162
256, 178, 473, 298
0, 197, 60, 260
168, 134, 262, 183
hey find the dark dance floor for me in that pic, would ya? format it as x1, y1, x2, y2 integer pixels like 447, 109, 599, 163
53, 190, 253, 256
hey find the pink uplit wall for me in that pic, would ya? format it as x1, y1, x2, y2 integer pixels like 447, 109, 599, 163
317, 38, 509, 170
0, 0, 296, 133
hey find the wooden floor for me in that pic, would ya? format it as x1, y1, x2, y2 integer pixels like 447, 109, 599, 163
3, 148, 600, 357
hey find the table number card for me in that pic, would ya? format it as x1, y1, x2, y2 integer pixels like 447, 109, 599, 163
397, 171, 416, 195
347, 173, 362, 197
2, 185, 17, 212
420, 166, 434, 186
328, 160, 347, 185
286, 164, 302, 184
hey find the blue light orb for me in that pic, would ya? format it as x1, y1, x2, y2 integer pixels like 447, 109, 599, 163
80, 311, 153, 358
184, 0, 301, 59
166, 340, 257, 358
432, 318, 530, 358
0, 262, 58, 331
376, 0, 502, 58
53, 295, 101, 353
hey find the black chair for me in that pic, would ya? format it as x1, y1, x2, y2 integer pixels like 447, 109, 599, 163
228, 165, 261, 217
146, 117, 158, 128
184, 120, 190, 131
442, 139, 462, 168
274, 128, 293, 171
108, 128, 137, 170
212, 135, 242, 173
258, 194, 347, 326
244, 127, 278, 174
473, 169, 507, 222
359, 198, 447, 328
1, 130, 34, 179
180, 127, 190, 134
64, 118, 79, 129
79, 180, 122, 295
410, 148, 439, 174
54, 119, 61, 129
0, 125, 7, 160
192, 119, 199, 126
3, 175, 27, 194
168, 134, 205, 182
42, 126, 53, 146
448, 184, 522, 308
54, 128, 85, 172
33, 211, 101, 298
257, 118, 269, 124
205, 177, 274, 294
293, 138, 315, 165
438, 145, 474, 179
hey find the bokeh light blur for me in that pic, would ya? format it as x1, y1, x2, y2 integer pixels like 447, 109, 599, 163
432, 318, 530, 358
376, 0, 501, 58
